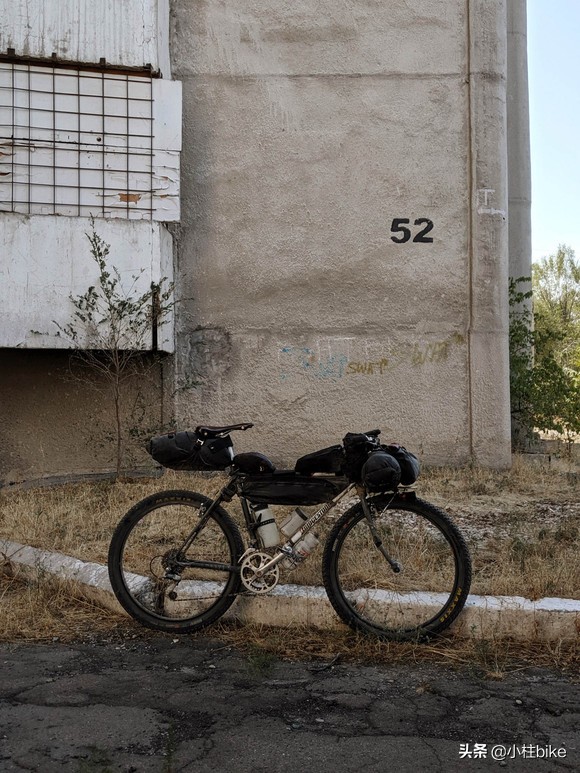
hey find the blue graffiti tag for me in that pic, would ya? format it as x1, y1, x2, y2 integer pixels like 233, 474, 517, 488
280, 347, 348, 381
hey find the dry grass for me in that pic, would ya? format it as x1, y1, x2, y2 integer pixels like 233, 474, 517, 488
209, 620, 580, 677
1, 571, 578, 677
0, 572, 126, 642
0, 471, 225, 565
1, 459, 580, 599
1, 457, 580, 653
419, 452, 580, 504
0, 471, 329, 586
420, 457, 580, 600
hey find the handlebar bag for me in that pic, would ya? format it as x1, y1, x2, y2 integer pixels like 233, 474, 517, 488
342, 432, 381, 483
241, 473, 348, 506
361, 451, 401, 492
382, 444, 420, 485
147, 431, 234, 471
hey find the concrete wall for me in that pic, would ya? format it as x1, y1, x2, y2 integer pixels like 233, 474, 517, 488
0, 0, 528, 479
0, 351, 165, 483
507, 0, 532, 285
170, 0, 513, 467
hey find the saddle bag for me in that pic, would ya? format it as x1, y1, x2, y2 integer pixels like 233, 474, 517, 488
240, 472, 348, 506
147, 431, 234, 471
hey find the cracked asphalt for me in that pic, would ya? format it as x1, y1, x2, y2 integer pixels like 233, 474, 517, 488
1, 634, 579, 772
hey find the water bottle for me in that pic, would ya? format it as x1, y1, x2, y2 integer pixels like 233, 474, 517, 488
293, 532, 319, 560
281, 532, 319, 570
280, 508, 308, 538
253, 505, 279, 548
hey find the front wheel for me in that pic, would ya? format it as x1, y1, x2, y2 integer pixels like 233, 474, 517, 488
108, 490, 244, 634
322, 495, 471, 641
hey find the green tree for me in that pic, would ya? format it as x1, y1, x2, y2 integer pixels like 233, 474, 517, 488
509, 260, 580, 442
532, 245, 580, 371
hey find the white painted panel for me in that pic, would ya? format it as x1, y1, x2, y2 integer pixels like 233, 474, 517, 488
152, 149, 181, 221
0, 214, 174, 352
158, 223, 175, 353
152, 79, 182, 151
0, 0, 171, 77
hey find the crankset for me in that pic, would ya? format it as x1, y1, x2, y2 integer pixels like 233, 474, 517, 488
239, 550, 280, 594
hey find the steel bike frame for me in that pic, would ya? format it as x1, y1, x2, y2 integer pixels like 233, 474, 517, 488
169, 474, 406, 581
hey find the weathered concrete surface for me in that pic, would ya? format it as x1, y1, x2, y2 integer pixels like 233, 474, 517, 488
507, 0, 532, 286
0, 350, 165, 484
467, 0, 511, 468
0, 0, 525, 477
171, 0, 512, 468
0, 635, 578, 771
4, 539, 580, 643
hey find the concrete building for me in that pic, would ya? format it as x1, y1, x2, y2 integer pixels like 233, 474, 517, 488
0, 0, 531, 482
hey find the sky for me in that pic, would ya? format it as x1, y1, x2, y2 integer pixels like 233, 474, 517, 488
528, 0, 580, 262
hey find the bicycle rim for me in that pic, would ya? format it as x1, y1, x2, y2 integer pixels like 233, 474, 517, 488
325, 497, 469, 640
113, 495, 241, 627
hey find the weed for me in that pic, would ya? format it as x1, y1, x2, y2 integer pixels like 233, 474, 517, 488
245, 643, 278, 677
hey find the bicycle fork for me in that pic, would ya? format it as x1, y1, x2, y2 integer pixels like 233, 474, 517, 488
359, 492, 402, 574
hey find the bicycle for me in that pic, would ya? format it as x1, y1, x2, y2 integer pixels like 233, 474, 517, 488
107, 423, 472, 642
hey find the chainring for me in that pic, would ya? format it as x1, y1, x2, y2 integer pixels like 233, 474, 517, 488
240, 550, 280, 594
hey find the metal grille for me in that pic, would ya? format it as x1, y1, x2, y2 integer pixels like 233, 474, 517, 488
0, 61, 155, 219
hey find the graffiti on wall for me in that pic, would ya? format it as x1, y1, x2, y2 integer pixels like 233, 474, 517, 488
345, 358, 390, 375
279, 334, 464, 382
411, 332, 465, 366
279, 346, 348, 381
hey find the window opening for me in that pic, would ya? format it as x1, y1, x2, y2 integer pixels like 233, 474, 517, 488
0, 60, 155, 219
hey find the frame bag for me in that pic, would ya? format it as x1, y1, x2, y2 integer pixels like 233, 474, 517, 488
294, 445, 345, 475
241, 473, 348, 506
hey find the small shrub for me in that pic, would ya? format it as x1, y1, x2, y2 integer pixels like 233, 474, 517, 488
55, 221, 173, 477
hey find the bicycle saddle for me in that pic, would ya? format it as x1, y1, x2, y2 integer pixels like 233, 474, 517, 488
196, 423, 254, 439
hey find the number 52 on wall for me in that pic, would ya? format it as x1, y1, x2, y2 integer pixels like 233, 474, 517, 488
390, 218, 434, 243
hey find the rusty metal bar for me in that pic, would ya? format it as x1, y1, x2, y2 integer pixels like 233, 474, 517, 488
0, 50, 158, 78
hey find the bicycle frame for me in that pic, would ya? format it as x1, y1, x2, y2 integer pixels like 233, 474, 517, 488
172, 473, 357, 577
171, 473, 414, 584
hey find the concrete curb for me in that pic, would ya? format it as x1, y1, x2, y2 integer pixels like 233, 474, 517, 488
2, 539, 579, 641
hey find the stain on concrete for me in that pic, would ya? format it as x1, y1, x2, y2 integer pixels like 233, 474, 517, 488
185, 328, 233, 383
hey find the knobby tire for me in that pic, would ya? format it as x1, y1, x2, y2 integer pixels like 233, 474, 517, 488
108, 490, 244, 634
322, 495, 471, 641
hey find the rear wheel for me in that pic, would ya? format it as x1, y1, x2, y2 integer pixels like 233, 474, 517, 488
322, 495, 471, 641
108, 490, 244, 633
